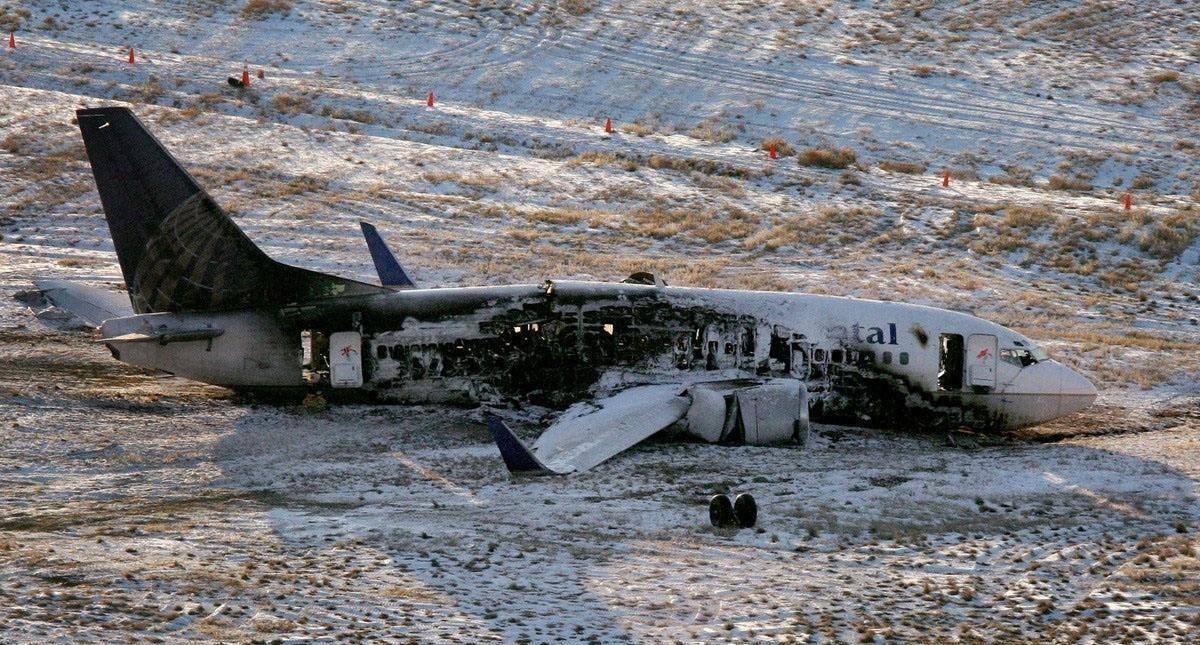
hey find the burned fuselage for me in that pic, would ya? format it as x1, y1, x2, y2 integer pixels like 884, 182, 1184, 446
278, 280, 1096, 432
71, 107, 1095, 439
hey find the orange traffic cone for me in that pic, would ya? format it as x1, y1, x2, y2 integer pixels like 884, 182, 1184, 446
604, 117, 613, 134
942, 169, 950, 187
768, 145, 778, 160
1124, 193, 1132, 211
427, 91, 435, 107
8, 33, 14, 49
128, 47, 136, 64
241, 66, 250, 87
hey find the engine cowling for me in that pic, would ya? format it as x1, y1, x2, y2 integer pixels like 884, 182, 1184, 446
683, 379, 809, 446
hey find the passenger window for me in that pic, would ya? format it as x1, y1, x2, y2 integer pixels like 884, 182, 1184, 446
724, 342, 735, 355
882, 351, 892, 365
742, 327, 755, 355
831, 349, 844, 364
813, 348, 826, 363
376, 345, 388, 360
899, 352, 909, 365
390, 345, 403, 360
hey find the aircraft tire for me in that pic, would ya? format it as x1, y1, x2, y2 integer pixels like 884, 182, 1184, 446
733, 493, 757, 528
709, 494, 734, 528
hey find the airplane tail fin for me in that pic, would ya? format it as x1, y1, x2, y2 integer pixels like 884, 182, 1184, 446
359, 222, 415, 288
76, 106, 384, 314
483, 413, 560, 476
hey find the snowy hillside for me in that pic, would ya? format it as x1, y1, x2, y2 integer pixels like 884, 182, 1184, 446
1, 1, 1199, 642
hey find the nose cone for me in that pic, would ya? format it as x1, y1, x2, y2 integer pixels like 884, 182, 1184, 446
1058, 363, 1098, 397
1056, 362, 1098, 415
1000, 360, 1097, 428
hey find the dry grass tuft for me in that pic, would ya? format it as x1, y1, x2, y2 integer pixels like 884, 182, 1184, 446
687, 117, 737, 143
1002, 206, 1057, 229
743, 206, 882, 250
1139, 209, 1200, 260
272, 92, 313, 115
561, 0, 595, 16
620, 122, 655, 137
240, 0, 292, 19
797, 146, 856, 169
1149, 70, 1180, 84
878, 160, 927, 174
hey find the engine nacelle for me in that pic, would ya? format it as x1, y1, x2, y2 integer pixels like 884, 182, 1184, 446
684, 379, 809, 446
100, 310, 302, 388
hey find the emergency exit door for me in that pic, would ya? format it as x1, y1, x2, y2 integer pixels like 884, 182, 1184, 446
329, 331, 363, 388
966, 333, 997, 389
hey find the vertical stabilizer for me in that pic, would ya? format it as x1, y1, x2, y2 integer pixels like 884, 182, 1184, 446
75, 107, 385, 313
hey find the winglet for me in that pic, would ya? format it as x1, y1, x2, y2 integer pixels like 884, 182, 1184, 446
483, 413, 560, 476
360, 222, 416, 288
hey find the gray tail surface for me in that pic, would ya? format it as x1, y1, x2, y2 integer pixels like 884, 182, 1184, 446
76, 106, 384, 314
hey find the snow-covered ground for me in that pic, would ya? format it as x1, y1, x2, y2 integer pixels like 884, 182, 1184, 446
1, 1, 1199, 641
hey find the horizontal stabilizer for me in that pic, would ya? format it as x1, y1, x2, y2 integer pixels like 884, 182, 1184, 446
104, 327, 224, 345
360, 222, 416, 288
484, 413, 561, 476
35, 280, 135, 327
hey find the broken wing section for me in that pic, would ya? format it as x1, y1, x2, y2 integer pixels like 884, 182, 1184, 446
488, 384, 691, 476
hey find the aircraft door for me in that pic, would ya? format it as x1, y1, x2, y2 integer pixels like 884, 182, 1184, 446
966, 333, 997, 390
329, 331, 363, 388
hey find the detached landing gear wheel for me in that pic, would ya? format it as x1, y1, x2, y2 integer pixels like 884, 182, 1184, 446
709, 494, 734, 528
733, 493, 757, 528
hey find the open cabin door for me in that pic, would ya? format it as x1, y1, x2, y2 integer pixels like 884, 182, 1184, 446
329, 331, 363, 388
966, 333, 997, 390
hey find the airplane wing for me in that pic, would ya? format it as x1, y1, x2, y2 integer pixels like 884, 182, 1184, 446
35, 279, 135, 327
485, 384, 691, 475
360, 222, 416, 288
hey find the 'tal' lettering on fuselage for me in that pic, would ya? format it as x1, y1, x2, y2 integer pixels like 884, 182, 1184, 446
826, 322, 899, 345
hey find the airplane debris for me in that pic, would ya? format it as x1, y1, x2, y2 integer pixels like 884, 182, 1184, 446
47, 106, 1098, 478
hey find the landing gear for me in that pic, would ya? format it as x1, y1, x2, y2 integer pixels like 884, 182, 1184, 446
709, 494, 734, 528
733, 493, 757, 528
709, 493, 758, 529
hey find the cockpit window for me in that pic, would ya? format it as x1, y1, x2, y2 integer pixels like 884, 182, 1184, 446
1013, 339, 1050, 362
1000, 347, 1037, 368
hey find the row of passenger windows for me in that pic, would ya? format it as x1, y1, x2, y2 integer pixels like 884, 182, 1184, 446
811, 348, 909, 366
374, 343, 912, 367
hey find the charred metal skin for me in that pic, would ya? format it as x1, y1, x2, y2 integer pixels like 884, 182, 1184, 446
299, 280, 1093, 432
60, 106, 1096, 458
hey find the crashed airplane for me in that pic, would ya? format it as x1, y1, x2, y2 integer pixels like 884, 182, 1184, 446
45, 107, 1097, 475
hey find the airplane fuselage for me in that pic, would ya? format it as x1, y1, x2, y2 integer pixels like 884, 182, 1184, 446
125, 279, 1087, 432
